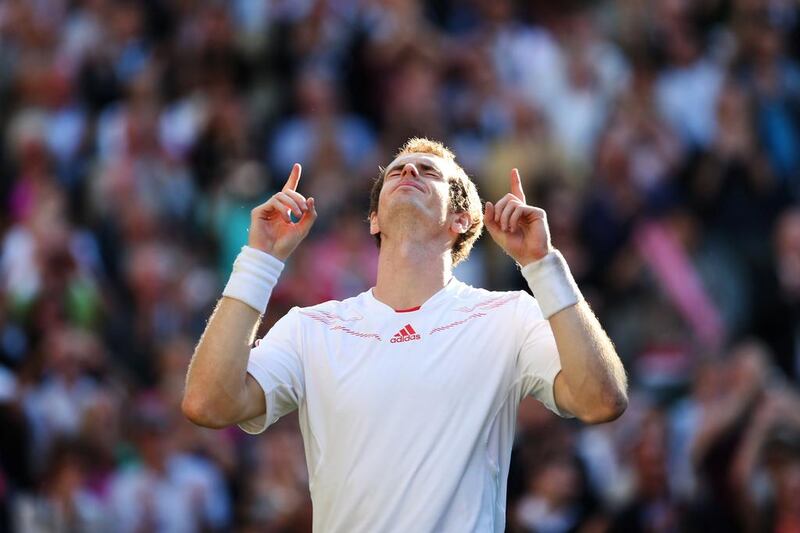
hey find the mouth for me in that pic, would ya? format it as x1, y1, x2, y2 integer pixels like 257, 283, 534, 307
397, 181, 424, 192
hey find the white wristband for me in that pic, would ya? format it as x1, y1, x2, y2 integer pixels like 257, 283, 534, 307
222, 246, 285, 314
521, 250, 583, 319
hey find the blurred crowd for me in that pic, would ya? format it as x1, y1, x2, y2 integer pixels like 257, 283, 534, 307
0, 0, 799, 531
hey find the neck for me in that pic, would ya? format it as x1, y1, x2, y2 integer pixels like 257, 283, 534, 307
373, 233, 452, 310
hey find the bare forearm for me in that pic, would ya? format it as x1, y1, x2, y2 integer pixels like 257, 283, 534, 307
550, 301, 628, 423
182, 166, 315, 429
182, 297, 262, 427
484, 174, 628, 422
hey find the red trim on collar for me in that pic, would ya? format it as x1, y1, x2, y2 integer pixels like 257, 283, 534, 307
394, 306, 421, 313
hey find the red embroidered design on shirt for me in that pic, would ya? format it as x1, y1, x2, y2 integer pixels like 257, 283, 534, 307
429, 293, 519, 335
302, 310, 364, 323
429, 313, 487, 335
454, 293, 520, 313
300, 310, 382, 341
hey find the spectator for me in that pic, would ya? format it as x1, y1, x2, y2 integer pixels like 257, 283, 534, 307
108, 399, 231, 532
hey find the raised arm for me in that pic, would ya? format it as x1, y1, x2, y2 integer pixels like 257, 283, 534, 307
485, 169, 627, 423
182, 164, 317, 428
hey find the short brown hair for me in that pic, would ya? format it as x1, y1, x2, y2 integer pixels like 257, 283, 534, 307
368, 138, 483, 266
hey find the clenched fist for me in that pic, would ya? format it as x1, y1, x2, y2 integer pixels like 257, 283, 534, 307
248, 163, 318, 261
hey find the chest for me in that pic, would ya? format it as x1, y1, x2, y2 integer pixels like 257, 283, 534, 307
298, 306, 519, 421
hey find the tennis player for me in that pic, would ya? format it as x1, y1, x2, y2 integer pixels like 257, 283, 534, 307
183, 138, 627, 532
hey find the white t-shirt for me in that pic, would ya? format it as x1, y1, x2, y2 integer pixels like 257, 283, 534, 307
240, 278, 568, 532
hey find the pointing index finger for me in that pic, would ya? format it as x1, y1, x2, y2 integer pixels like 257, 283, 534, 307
510, 168, 525, 203
283, 163, 302, 192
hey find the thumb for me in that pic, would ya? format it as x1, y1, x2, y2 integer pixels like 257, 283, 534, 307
484, 202, 500, 235
297, 197, 318, 230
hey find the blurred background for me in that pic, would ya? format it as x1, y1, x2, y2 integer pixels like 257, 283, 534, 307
0, 0, 799, 531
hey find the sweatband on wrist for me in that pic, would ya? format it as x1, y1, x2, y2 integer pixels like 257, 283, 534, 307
222, 246, 284, 314
521, 250, 583, 319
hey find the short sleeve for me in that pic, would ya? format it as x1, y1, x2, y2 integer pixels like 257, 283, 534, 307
515, 292, 572, 417
238, 307, 305, 434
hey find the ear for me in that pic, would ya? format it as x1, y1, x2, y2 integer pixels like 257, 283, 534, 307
449, 212, 471, 235
369, 211, 380, 236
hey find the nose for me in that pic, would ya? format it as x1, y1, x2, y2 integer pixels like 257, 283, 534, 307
401, 163, 419, 178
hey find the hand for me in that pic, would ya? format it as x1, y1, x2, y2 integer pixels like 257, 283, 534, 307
484, 168, 552, 265
248, 164, 318, 261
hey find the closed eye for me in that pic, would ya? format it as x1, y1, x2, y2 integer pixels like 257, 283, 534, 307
385, 161, 443, 179
418, 164, 442, 178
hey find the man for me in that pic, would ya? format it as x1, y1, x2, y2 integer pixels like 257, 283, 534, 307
182, 138, 627, 532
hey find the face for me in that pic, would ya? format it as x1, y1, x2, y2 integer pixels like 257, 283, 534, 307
370, 153, 470, 241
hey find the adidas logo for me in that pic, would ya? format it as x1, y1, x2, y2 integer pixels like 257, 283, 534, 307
390, 324, 421, 343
